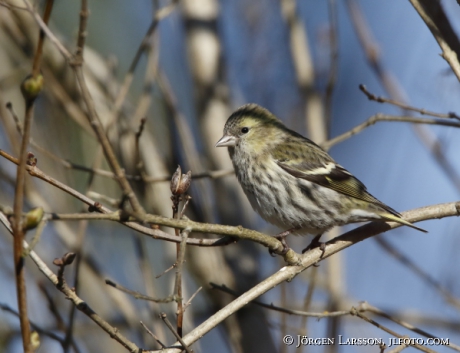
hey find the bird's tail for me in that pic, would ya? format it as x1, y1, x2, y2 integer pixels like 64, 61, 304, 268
380, 213, 427, 233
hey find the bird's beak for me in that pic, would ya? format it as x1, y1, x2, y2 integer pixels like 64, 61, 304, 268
215, 134, 237, 147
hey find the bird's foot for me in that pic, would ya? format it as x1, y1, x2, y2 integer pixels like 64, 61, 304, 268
302, 234, 326, 257
270, 228, 297, 256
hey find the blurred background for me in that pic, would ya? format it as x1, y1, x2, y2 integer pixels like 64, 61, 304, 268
1, 0, 460, 352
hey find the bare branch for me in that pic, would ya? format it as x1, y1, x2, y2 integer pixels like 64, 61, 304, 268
140, 321, 166, 349
23, 0, 145, 216
210, 283, 349, 318
351, 308, 437, 353
160, 313, 193, 353
359, 84, 460, 120
152, 201, 460, 352
21, 0, 72, 59
409, 0, 460, 82
0, 213, 142, 352
183, 287, 203, 311
0, 149, 237, 248
322, 114, 460, 151
357, 302, 460, 352
105, 279, 177, 303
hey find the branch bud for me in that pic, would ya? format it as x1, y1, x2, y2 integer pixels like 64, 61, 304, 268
170, 165, 192, 195
20, 73, 44, 102
26, 152, 37, 166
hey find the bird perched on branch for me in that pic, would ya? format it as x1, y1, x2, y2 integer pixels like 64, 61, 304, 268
216, 104, 426, 253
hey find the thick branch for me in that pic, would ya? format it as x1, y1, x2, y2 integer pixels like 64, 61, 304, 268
150, 202, 459, 352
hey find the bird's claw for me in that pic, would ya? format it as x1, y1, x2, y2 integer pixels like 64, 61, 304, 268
302, 234, 326, 257
269, 235, 290, 256
269, 229, 296, 256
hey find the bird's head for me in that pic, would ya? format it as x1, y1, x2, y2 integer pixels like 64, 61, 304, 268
215, 104, 285, 152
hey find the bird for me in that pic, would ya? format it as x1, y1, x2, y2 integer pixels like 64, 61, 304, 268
215, 103, 426, 253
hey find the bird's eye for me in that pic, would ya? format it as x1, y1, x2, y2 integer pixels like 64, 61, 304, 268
241, 127, 249, 134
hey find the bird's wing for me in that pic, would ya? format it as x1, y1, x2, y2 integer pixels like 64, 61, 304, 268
276, 158, 401, 216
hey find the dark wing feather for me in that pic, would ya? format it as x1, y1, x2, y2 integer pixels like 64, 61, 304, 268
275, 140, 400, 217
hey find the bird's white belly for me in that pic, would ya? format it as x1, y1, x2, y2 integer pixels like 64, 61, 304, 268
234, 153, 381, 236
245, 176, 348, 235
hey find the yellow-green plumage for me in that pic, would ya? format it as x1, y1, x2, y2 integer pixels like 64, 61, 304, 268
216, 104, 426, 237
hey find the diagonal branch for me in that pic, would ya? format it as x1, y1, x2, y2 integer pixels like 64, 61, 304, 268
151, 202, 460, 352
409, 0, 460, 82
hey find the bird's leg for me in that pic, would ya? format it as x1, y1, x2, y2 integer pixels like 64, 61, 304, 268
270, 228, 297, 256
302, 234, 326, 256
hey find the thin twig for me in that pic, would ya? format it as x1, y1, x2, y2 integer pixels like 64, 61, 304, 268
170, 166, 192, 337
62, 221, 87, 353
40, 156, 232, 183
173, 228, 191, 337
105, 279, 177, 303
357, 302, 460, 352
0, 302, 67, 346
359, 84, 460, 120
73, 0, 88, 62
160, 313, 193, 353
140, 321, 167, 348
180, 195, 192, 219
24, 0, 145, 216
21, 0, 72, 59
351, 308, 437, 353
0, 213, 142, 352
210, 283, 349, 318
73, 65, 145, 216
321, 114, 460, 151
0, 149, 237, 248
6, 101, 233, 183
156, 262, 178, 279
64, 148, 102, 353
31, 0, 54, 78
183, 287, 203, 311
12, 38, 42, 353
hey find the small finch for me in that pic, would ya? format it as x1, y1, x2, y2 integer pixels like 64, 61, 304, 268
216, 104, 426, 252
